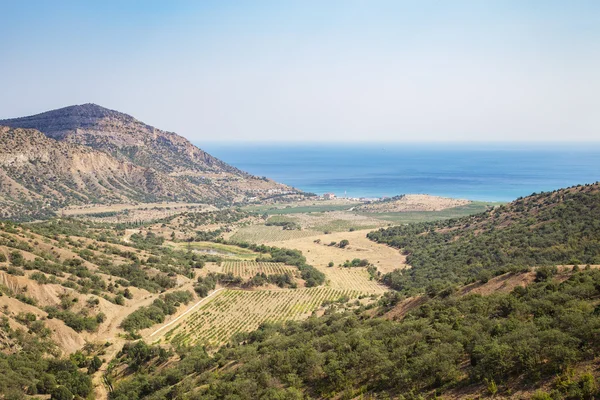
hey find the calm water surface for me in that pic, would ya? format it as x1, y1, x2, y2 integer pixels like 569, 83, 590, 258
199, 142, 600, 202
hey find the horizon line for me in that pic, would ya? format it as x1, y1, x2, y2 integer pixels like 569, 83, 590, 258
197, 140, 600, 145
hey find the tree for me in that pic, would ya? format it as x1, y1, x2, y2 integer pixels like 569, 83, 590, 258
478, 270, 492, 284
51, 386, 73, 400
88, 356, 102, 374
339, 240, 349, 248
535, 265, 558, 282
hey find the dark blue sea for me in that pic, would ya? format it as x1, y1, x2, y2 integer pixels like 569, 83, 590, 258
199, 142, 600, 202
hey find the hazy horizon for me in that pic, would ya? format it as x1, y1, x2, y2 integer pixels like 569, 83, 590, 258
2, 1, 599, 143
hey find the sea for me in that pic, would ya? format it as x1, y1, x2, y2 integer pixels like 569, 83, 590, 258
199, 142, 600, 202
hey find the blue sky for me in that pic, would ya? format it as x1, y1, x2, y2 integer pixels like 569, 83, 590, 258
1, 1, 599, 142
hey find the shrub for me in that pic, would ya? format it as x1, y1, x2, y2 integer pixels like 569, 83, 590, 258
535, 265, 558, 282
120, 290, 193, 332
531, 391, 552, 400
9, 251, 24, 267
486, 379, 498, 396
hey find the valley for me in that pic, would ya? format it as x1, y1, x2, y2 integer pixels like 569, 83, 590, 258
3, 1, 600, 397
1, 106, 599, 400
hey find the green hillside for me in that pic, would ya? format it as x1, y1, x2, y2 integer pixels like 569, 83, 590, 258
368, 182, 600, 294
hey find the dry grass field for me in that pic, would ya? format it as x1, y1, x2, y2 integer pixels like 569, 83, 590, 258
264, 229, 407, 274
61, 202, 215, 222
162, 287, 364, 348
169, 241, 264, 260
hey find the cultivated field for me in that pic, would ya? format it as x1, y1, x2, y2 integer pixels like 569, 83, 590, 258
229, 225, 321, 243
163, 287, 364, 348
356, 201, 498, 224
244, 199, 361, 215
324, 266, 388, 293
221, 261, 298, 278
357, 194, 471, 213
230, 212, 388, 243
267, 211, 388, 233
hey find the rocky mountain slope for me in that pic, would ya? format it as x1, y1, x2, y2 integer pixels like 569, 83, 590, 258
0, 105, 297, 220
0, 127, 224, 219
0, 103, 238, 174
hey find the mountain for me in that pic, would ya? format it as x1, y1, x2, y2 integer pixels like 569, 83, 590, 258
0, 105, 297, 220
0, 103, 238, 174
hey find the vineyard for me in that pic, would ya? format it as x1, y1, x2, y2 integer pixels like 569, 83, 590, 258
164, 287, 364, 348
221, 261, 298, 278
230, 225, 320, 243
323, 266, 388, 293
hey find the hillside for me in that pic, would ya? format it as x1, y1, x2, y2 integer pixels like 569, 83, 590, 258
107, 267, 600, 400
0, 217, 212, 399
0, 105, 299, 220
368, 182, 600, 294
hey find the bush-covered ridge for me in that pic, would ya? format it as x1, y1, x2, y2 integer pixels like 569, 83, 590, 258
368, 182, 600, 294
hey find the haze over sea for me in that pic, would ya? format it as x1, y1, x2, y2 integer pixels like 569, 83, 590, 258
201, 143, 600, 202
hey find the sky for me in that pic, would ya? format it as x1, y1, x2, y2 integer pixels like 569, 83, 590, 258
1, 0, 599, 142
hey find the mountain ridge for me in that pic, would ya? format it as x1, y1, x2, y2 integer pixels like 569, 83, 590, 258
0, 103, 242, 175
